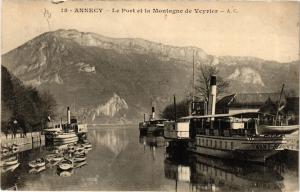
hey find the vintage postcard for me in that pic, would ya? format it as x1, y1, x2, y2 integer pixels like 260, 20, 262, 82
1, 0, 299, 191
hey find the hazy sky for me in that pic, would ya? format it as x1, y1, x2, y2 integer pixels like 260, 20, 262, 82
2, 0, 299, 62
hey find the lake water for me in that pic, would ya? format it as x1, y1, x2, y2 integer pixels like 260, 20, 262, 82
1, 126, 298, 191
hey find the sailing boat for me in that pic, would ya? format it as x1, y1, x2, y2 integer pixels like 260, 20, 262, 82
258, 84, 299, 134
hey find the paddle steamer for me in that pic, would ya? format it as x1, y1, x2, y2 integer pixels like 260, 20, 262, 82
164, 75, 290, 162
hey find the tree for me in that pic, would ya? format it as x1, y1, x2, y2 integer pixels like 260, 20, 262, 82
39, 91, 57, 129
1, 66, 57, 133
161, 99, 190, 120
194, 56, 229, 102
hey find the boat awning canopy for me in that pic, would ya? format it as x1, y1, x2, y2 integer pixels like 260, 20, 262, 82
149, 119, 167, 122
179, 112, 275, 120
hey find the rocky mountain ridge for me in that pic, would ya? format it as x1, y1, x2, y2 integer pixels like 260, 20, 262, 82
2, 29, 299, 123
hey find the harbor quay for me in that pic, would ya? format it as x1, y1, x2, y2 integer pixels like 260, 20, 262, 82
1, 132, 45, 156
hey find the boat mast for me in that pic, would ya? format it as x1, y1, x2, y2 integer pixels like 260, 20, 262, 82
174, 94, 177, 122
275, 84, 285, 125
191, 50, 195, 114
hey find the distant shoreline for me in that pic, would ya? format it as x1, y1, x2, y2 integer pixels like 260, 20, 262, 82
87, 123, 137, 128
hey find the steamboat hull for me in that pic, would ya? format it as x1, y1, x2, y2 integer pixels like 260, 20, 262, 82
193, 135, 286, 163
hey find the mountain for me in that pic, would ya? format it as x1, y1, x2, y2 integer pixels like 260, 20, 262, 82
2, 29, 299, 123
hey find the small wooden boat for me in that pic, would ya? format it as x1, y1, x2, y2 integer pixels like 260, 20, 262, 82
84, 147, 92, 153
46, 160, 60, 168
28, 158, 46, 168
259, 124, 299, 134
82, 142, 92, 149
45, 153, 64, 162
58, 159, 73, 170
53, 154, 64, 162
74, 161, 87, 168
74, 148, 85, 155
45, 154, 56, 162
73, 154, 86, 162
2, 156, 18, 166
29, 166, 46, 174
75, 144, 85, 151
57, 169, 74, 177
1, 163, 20, 173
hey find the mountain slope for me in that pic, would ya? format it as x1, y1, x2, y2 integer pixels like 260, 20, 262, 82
2, 29, 299, 123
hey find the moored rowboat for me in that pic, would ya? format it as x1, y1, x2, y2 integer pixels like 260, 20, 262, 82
73, 154, 86, 162
29, 158, 46, 168
2, 156, 18, 166
1, 163, 20, 173
58, 159, 73, 170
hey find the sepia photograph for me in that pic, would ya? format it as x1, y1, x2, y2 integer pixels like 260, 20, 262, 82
1, 0, 299, 191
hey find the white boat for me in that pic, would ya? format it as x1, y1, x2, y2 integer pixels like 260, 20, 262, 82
46, 160, 60, 168
53, 135, 78, 145
82, 142, 92, 149
54, 132, 77, 139
84, 147, 92, 153
74, 148, 85, 155
1, 163, 20, 173
45, 154, 56, 162
73, 154, 86, 162
259, 124, 299, 134
74, 161, 87, 168
45, 153, 64, 162
29, 166, 46, 174
58, 159, 73, 170
4, 159, 18, 166
165, 76, 287, 163
28, 158, 46, 168
2, 156, 18, 166
57, 169, 74, 177
74, 144, 85, 151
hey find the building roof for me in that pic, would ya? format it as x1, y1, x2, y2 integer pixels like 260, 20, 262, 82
179, 112, 274, 121
217, 93, 283, 108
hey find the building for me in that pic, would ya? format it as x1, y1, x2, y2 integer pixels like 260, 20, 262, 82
216, 93, 284, 114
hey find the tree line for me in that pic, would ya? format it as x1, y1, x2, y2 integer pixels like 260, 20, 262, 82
1, 66, 57, 135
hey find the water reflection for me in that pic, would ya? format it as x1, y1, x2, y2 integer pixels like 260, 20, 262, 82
163, 145, 297, 192
1, 127, 298, 191
89, 128, 128, 156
